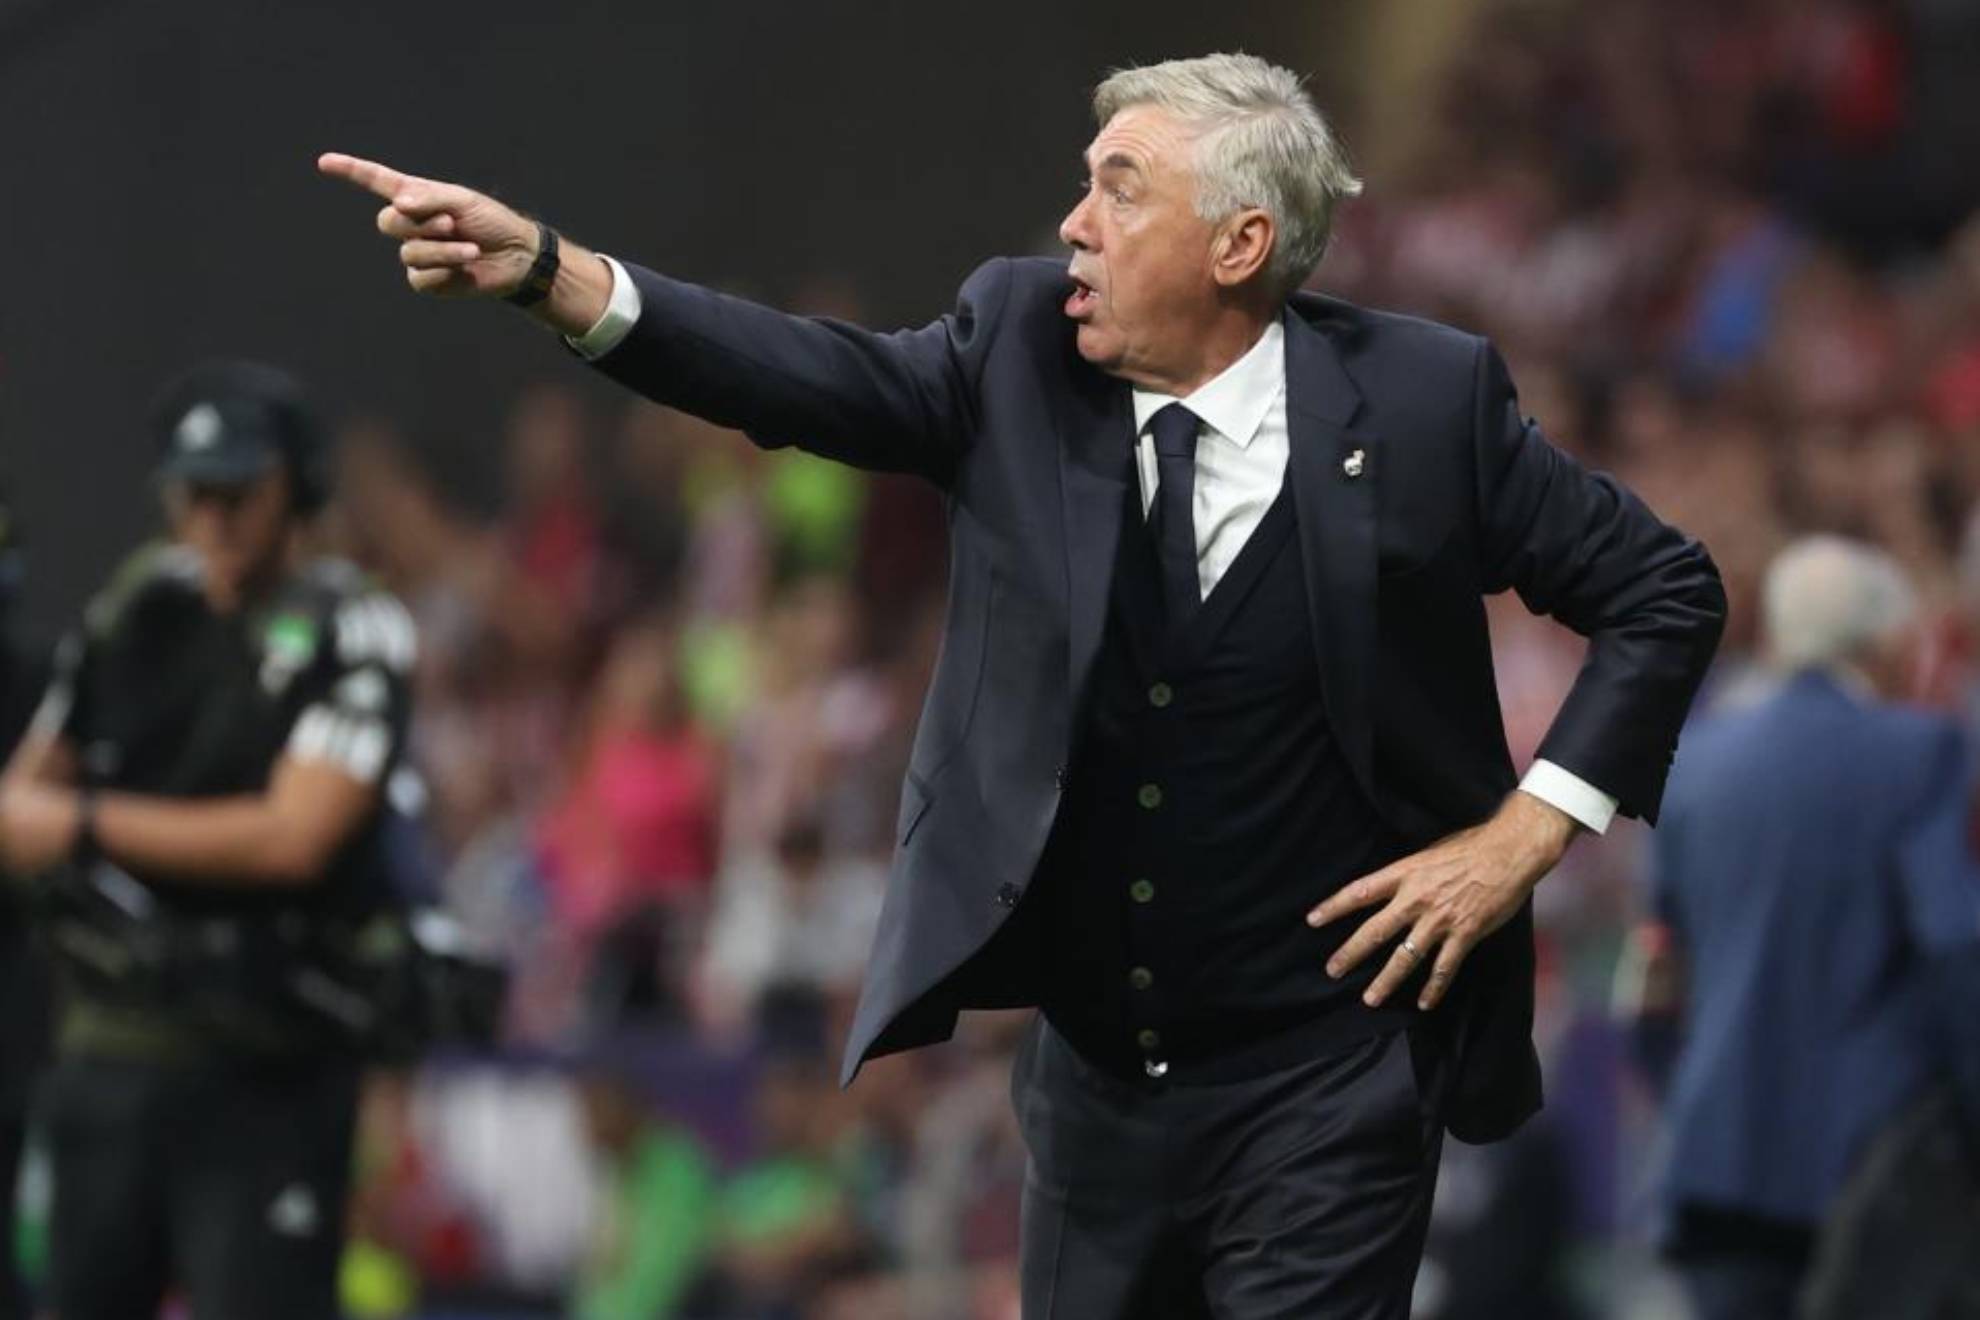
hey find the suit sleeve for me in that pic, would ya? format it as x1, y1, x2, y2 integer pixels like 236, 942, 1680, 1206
1895, 723, 1980, 954
1896, 722, 1980, 1131
584, 257, 1015, 487
1471, 340, 1727, 823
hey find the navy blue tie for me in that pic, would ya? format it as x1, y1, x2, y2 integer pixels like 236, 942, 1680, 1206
1147, 402, 1202, 627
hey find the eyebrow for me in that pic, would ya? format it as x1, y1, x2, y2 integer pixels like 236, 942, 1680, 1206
1085, 150, 1145, 177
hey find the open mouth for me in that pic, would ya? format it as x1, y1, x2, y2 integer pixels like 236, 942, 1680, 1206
1066, 273, 1099, 318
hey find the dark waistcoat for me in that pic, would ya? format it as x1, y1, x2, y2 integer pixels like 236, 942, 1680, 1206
1030, 472, 1416, 1082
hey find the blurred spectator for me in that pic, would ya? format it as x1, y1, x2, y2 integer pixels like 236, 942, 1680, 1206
695, 814, 886, 1039
539, 619, 721, 1029
571, 1067, 716, 1320
343, 1072, 478, 1317
689, 1050, 872, 1318
598, 404, 693, 617
893, 1015, 1029, 1317
504, 383, 611, 649
719, 576, 869, 857
1634, 537, 1980, 1319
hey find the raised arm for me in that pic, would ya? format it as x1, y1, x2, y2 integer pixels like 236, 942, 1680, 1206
318, 153, 1001, 484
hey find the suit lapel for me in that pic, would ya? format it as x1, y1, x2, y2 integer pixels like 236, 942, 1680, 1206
1055, 360, 1134, 716
1050, 310, 1380, 809
1283, 308, 1381, 809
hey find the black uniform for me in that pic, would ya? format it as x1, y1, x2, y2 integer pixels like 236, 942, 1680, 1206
0, 633, 47, 1320
33, 542, 413, 1320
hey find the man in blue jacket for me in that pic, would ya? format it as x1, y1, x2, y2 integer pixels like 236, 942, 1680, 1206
1643, 536, 1980, 1320
322, 52, 1724, 1316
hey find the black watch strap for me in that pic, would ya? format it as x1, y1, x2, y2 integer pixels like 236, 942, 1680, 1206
504, 222, 561, 307
74, 784, 100, 864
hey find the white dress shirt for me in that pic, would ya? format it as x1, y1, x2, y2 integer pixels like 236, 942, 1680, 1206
568, 262, 1618, 833
1130, 321, 1290, 601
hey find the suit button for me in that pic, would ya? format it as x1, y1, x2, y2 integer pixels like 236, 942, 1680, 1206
1136, 783, 1163, 810
1143, 1058, 1169, 1079
1129, 878, 1155, 903
1053, 764, 1067, 789
1147, 682, 1173, 708
1128, 967, 1154, 991
1136, 1028, 1161, 1051
995, 883, 1022, 908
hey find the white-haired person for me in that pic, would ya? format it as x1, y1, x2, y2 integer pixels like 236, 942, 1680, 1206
322, 53, 1723, 1316
1639, 536, 1980, 1320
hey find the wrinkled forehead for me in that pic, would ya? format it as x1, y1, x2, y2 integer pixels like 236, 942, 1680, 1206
1085, 104, 1198, 179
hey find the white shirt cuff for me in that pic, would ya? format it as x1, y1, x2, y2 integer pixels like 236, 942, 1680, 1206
1518, 759, 1618, 835
564, 254, 641, 360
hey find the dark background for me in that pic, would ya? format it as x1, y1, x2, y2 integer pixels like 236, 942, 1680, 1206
0, 0, 1341, 634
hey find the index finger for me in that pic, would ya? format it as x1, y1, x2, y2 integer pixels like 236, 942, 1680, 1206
317, 152, 415, 203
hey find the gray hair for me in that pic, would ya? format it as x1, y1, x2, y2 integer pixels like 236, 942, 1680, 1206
1762, 535, 1918, 673
1093, 53, 1362, 297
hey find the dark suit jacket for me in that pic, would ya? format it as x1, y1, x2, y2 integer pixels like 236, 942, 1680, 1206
589, 256, 1726, 1142
1652, 672, 1980, 1221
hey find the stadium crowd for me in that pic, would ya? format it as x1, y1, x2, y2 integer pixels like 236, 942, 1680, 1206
14, 1, 1974, 1317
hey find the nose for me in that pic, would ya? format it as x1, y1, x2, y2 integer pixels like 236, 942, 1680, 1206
1059, 188, 1095, 252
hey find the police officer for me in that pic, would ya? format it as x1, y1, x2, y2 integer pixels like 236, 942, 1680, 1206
0, 363, 416, 1320
0, 493, 48, 1320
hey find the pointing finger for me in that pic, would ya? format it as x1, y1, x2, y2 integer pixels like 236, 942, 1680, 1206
399, 239, 482, 268
377, 206, 455, 240
319, 152, 414, 202
389, 178, 474, 221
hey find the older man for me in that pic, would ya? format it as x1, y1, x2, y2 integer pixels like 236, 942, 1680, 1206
1641, 538, 1980, 1320
324, 53, 1723, 1317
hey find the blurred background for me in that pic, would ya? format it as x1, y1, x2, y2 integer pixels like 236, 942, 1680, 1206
6, 0, 1980, 1316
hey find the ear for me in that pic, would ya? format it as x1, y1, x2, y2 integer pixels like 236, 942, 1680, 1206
1211, 208, 1275, 290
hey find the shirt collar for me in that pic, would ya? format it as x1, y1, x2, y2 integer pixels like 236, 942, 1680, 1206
1131, 320, 1286, 450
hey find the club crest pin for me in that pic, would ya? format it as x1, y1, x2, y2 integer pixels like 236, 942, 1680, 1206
1342, 448, 1366, 479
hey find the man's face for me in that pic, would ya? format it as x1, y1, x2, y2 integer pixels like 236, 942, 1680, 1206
1059, 105, 1221, 388
166, 467, 292, 610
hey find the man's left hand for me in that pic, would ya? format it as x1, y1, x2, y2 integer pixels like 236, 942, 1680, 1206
1307, 792, 1579, 1011
0, 783, 80, 875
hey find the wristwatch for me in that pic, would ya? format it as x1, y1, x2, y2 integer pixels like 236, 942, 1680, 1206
504, 221, 561, 308
74, 783, 100, 863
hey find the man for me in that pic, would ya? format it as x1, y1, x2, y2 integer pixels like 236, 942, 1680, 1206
0, 363, 415, 1319
0, 494, 47, 1320
1640, 537, 1980, 1320
321, 51, 1724, 1315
